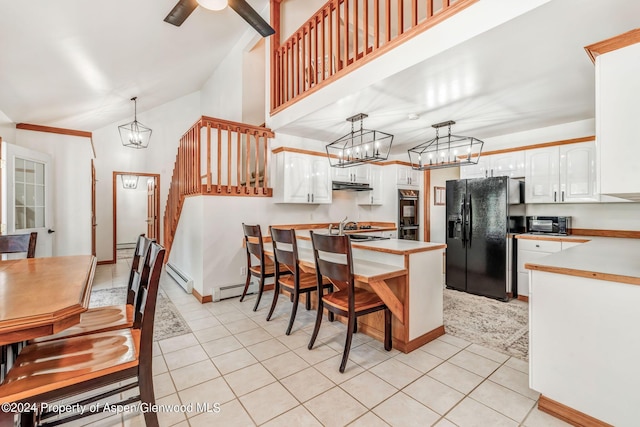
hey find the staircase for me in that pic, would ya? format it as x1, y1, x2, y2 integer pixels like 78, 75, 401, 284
163, 116, 274, 258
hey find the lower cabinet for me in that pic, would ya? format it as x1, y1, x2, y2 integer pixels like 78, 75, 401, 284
517, 239, 586, 297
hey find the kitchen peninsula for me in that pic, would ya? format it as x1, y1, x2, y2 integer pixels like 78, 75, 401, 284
523, 234, 640, 425
265, 223, 446, 353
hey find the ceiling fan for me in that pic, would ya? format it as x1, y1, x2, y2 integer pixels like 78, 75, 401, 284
164, 0, 275, 37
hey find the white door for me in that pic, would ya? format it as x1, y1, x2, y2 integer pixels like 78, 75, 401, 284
284, 152, 311, 203
2, 142, 54, 257
310, 156, 332, 204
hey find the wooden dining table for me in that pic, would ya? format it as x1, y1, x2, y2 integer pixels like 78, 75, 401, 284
0, 255, 97, 346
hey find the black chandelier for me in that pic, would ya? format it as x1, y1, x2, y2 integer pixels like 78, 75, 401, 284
407, 120, 484, 170
325, 113, 393, 168
118, 97, 152, 149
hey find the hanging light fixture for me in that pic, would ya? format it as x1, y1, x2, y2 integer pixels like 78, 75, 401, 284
407, 120, 484, 170
121, 175, 139, 190
325, 113, 393, 168
118, 97, 152, 149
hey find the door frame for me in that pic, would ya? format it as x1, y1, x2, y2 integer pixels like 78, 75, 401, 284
112, 171, 160, 263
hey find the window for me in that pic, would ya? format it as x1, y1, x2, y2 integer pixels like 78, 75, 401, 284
14, 158, 45, 229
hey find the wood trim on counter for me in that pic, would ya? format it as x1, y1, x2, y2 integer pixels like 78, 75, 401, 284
525, 263, 640, 287
404, 325, 445, 353
515, 235, 591, 243
570, 228, 640, 239
517, 295, 529, 303
584, 28, 640, 64
538, 395, 613, 427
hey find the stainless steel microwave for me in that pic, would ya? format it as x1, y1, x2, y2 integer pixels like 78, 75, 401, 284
526, 216, 571, 235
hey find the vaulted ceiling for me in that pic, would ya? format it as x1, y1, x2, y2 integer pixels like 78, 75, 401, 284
0, 0, 638, 147
0, 0, 268, 131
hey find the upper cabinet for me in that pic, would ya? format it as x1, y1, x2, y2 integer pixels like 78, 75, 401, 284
396, 165, 421, 188
332, 164, 369, 184
460, 152, 525, 179
525, 141, 597, 203
357, 165, 384, 206
596, 41, 640, 201
272, 151, 332, 204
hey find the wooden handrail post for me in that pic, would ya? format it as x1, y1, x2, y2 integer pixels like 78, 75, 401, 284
206, 123, 212, 193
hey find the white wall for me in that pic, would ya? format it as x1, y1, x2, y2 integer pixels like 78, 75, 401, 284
92, 92, 201, 262
13, 130, 92, 256
429, 167, 460, 243
280, 0, 327, 41
168, 196, 204, 294
116, 177, 149, 245
242, 39, 266, 126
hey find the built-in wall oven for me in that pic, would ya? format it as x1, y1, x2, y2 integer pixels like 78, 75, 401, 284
398, 189, 419, 240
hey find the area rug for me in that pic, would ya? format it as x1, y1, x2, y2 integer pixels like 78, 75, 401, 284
89, 287, 191, 341
443, 288, 529, 360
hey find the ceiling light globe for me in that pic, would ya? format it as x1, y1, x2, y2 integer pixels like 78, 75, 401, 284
197, 0, 227, 11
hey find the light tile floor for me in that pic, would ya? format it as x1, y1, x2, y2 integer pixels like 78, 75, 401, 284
77, 260, 571, 427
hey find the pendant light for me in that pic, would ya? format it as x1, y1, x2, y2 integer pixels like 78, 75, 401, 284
407, 120, 484, 170
325, 113, 393, 168
118, 97, 152, 149
121, 175, 139, 190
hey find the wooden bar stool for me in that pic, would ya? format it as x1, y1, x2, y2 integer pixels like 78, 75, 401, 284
267, 227, 334, 335
0, 242, 166, 427
240, 224, 291, 311
308, 231, 392, 373
0, 232, 37, 258
32, 234, 153, 343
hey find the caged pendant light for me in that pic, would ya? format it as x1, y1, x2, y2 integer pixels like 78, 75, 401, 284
118, 97, 152, 149
407, 120, 484, 170
326, 113, 393, 168
121, 175, 139, 190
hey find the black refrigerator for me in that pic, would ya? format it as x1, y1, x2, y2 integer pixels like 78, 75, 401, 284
446, 176, 522, 301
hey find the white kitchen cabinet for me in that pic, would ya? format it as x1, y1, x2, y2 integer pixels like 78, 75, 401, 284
397, 165, 420, 187
357, 165, 384, 205
331, 164, 369, 184
525, 141, 597, 203
517, 238, 586, 297
559, 142, 598, 203
517, 239, 562, 297
273, 151, 331, 204
597, 42, 640, 200
492, 151, 526, 178
460, 152, 525, 179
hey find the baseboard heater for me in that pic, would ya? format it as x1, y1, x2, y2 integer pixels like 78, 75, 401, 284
213, 281, 258, 302
165, 262, 194, 293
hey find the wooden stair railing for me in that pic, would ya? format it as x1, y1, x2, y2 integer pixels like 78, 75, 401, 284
163, 117, 274, 258
270, 0, 476, 113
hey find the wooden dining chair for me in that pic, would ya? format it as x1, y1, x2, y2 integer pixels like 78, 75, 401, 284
308, 231, 392, 373
0, 241, 165, 427
0, 232, 37, 258
32, 234, 153, 343
240, 223, 291, 312
267, 227, 334, 335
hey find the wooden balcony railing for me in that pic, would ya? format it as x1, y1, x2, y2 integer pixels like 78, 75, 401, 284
163, 117, 274, 257
270, 0, 475, 113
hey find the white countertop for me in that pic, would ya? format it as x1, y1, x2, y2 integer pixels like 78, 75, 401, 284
523, 234, 640, 285
293, 229, 446, 255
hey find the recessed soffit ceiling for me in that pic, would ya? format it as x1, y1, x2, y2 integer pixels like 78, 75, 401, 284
274, 0, 640, 154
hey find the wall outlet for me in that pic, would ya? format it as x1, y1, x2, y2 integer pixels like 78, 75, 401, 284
240, 266, 247, 276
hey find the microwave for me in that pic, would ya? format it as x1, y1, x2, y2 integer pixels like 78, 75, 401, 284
526, 216, 571, 235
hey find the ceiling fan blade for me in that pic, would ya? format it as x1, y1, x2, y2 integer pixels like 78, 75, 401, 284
228, 0, 275, 37
164, 0, 199, 27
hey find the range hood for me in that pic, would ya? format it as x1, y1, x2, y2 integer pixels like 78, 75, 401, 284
332, 181, 373, 191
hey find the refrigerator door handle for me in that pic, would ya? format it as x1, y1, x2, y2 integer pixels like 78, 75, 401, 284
467, 195, 473, 248
460, 197, 466, 248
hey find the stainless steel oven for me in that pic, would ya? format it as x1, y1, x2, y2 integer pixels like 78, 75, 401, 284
526, 216, 571, 235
